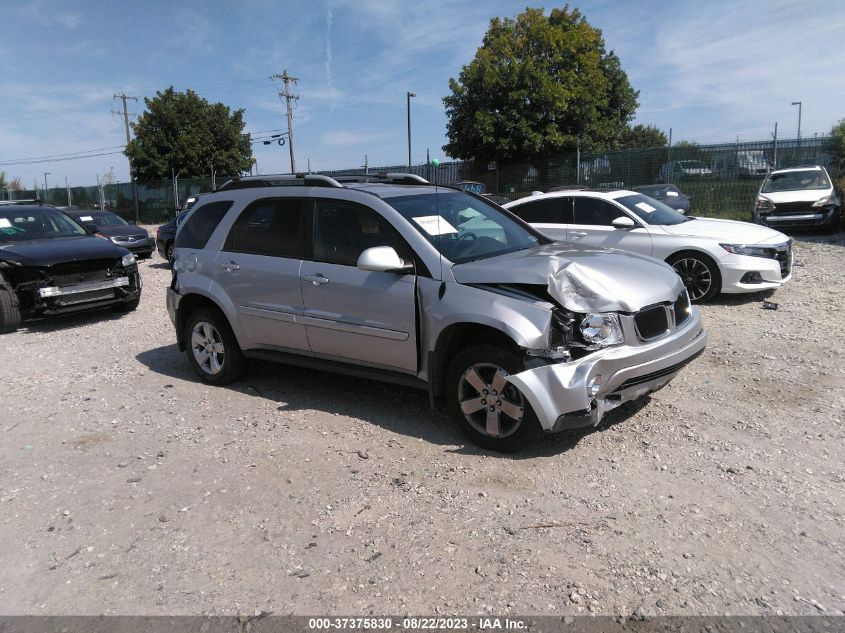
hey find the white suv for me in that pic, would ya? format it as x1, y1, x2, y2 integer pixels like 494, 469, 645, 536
753, 165, 841, 231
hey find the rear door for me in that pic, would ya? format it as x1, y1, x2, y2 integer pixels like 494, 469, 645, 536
299, 199, 417, 373
568, 196, 653, 256
509, 196, 573, 241
211, 197, 310, 353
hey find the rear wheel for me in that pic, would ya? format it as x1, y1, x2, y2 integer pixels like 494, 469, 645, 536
0, 288, 22, 334
667, 252, 721, 302
445, 345, 541, 453
184, 308, 246, 385
166, 242, 175, 262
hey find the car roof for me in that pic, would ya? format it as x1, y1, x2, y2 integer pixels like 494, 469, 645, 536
770, 165, 825, 174
506, 188, 637, 204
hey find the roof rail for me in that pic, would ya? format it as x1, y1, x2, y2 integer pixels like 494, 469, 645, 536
0, 198, 41, 206
333, 172, 430, 186
216, 174, 344, 191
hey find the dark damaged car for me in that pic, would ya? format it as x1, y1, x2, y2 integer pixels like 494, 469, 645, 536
0, 204, 142, 333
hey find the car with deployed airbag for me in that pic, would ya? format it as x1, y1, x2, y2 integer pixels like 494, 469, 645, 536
166, 173, 706, 452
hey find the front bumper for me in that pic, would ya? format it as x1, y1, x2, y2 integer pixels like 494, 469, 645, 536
755, 206, 840, 230
719, 250, 791, 294
507, 310, 707, 432
111, 236, 155, 256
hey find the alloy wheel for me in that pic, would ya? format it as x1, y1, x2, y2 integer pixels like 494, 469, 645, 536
457, 363, 524, 439
672, 257, 712, 301
191, 321, 225, 375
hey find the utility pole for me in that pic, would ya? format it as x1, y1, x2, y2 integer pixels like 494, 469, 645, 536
771, 122, 778, 170
65, 176, 72, 206
113, 92, 140, 223
43, 172, 51, 197
270, 71, 299, 173
406, 91, 416, 169
791, 101, 802, 147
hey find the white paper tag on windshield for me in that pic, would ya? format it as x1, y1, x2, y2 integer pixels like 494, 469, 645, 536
666, 191, 679, 197
635, 202, 657, 213
413, 215, 458, 236
0, 219, 11, 228
80, 215, 94, 221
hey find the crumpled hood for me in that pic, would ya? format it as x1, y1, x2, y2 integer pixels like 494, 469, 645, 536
452, 243, 684, 313
659, 217, 787, 244
0, 236, 127, 267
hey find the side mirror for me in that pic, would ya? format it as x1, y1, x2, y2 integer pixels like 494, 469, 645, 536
357, 246, 413, 274
83, 222, 99, 233
611, 216, 636, 229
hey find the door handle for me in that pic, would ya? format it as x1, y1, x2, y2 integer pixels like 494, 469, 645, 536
220, 261, 240, 271
303, 274, 330, 285
569, 231, 588, 237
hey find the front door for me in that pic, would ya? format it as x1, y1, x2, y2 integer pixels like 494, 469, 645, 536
300, 199, 417, 373
566, 197, 653, 256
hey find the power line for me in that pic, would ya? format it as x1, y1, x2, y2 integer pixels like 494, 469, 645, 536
0, 150, 124, 167
0, 145, 125, 162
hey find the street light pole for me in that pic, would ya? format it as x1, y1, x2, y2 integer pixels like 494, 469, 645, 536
406, 91, 416, 170
791, 101, 802, 146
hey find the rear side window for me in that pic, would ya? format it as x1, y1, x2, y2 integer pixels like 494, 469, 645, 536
573, 197, 622, 226
512, 197, 573, 223
175, 201, 233, 249
314, 200, 409, 266
224, 198, 306, 258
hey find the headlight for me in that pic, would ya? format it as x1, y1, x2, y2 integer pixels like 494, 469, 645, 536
720, 243, 772, 258
121, 253, 136, 267
579, 313, 623, 348
812, 195, 833, 207
755, 198, 774, 211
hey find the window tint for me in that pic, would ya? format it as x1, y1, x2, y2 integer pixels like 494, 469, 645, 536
225, 198, 305, 258
512, 197, 573, 224
573, 197, 623, 226
314, 200, 408, 266
175, 200, 233, 249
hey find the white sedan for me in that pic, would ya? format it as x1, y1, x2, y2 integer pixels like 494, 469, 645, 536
504, 189, 792, 302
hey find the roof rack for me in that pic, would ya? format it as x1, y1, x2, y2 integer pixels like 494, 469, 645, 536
216, 174, 344, 191
0, 198, 42, 206
333, 172, 430, 186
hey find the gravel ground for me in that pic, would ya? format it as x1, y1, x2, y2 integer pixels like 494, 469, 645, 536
0, 232, 843, 617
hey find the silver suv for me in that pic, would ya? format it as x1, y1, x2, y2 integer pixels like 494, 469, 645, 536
166, 173, 707, 452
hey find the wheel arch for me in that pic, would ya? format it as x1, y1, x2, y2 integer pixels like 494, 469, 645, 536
175, 292, 232, 351
665, 249, 723, 298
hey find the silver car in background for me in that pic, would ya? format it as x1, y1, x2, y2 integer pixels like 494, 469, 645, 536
166, 174, 706, 452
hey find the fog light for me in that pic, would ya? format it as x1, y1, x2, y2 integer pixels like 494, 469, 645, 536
740, 271, 763, 284
587, 374, 602, 398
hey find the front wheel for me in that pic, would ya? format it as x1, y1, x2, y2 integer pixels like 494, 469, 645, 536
445, 345, 541, 453
166, 242, 175, 262
667, 252, 721, 302
184, 308, 246, 385
0, 287, 22, 334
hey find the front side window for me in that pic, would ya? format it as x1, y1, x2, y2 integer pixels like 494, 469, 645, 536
314, 200, 409, 266
0, 207, 87, 242
175, 200, 233, 250
386, 191, 545, 264
573, 197, 623, 226
225, 198, 305, 258
761, 169, 831, 193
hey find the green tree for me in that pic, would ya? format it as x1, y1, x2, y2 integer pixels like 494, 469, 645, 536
443, 6, 639, 161
619, 124, 668, 149
828, 119, 845, 168
126, 87, 253, 181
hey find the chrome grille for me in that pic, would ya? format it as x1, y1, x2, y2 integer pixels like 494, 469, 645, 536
51, 259, 115, 287
673, 291, 691, 326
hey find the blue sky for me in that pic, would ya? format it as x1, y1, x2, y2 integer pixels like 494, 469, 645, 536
1, 0, 843, 188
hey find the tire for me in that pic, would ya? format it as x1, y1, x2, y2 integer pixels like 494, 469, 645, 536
112, 295, 141, 313
445, 344, 541, 453
166, 242, 175, 262
184, 307, 246, 385
667, 251, 721, 303
0, 287, 22, 334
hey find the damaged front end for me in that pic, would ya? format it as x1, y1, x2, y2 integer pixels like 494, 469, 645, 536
1, 256, 141, 317
450, 246, 708, 432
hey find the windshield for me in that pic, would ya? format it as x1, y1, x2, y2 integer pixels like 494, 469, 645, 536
615, 194, 688, 225
635, 185, 680, 198
386, 191, 544, 263
75, 211, 129, 227
0, 207, 88, 242
679, 161, 708, 170
762, 170, 830, 193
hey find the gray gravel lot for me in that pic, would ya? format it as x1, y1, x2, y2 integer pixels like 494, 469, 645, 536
0, 232, 843, 616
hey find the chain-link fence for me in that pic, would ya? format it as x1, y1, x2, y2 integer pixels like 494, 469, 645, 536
4, 136, 835, 224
